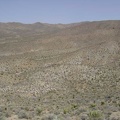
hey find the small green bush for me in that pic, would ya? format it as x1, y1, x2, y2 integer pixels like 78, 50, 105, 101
41, 114, 58, 120
101, 101, 105, 105
36, 107, 42, 116
18, 110, 28, 119
88, 110, 104, 120
63, 109, 68, 114
90, 103, 96, 108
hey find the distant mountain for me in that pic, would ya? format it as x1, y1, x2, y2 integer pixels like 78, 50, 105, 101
0, 20, 120, 65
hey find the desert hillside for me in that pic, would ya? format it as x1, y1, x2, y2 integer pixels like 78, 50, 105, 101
0, 20, 120, 120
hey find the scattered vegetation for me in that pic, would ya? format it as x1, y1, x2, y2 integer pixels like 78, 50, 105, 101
88, 110, 104, 120
0, 21, 120, 119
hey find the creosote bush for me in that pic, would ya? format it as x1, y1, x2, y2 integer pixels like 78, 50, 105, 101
88, 110, 104, 120
36, 107, 42, 116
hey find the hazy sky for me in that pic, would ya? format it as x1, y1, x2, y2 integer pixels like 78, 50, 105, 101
0, 0, 120, 24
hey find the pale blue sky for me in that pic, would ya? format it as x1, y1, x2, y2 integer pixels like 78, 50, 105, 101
0, 0, 120, 24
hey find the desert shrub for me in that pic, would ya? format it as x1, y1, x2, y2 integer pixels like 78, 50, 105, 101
71, 104, 78, 109
63, 108, 68, 114
36, 107, 42, 116
101, 101, 105, 105
24, 106, 29, 111
0, 116, 5, 120
90, 103, 96, 108
41, 114, 58, 120
88, 110, 104, 120
80, 113, 89, 120
17, 110, 28, 119
0, 113, 5, 120
0, 72, 4, 76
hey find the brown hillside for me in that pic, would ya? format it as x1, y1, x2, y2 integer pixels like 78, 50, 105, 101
0, 20, 120, 120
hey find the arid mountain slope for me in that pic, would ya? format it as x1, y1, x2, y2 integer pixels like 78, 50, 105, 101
0, 20, 120, 65
0, 20, 120, 120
